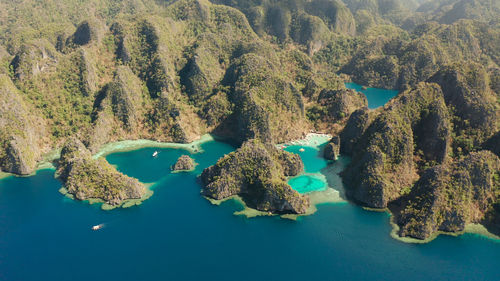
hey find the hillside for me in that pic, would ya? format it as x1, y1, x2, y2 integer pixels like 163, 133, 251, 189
0, 0, 498, 239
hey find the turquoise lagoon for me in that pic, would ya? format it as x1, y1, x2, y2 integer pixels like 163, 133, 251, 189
1, 137, 500, 281
345, 82, 399, 109
288, 174, 326, 194
284, 135, 331, 194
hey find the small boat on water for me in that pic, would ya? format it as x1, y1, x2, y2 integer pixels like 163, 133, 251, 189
92, 224, 103, 231
299, 148, 305, 152
152, 151, 158, 157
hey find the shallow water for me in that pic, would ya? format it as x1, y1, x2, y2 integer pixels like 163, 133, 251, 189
285, 141, 330, 194
288, 174, 326, 194
1, 139, 499, 281
345, 82, 399, 109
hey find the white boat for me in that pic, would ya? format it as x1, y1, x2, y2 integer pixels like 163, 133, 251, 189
299, 148, 305, 152
152, 151, 158, 157
92, 224, 103, 231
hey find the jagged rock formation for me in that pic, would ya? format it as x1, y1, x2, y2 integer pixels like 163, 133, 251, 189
57, 137, 146, 206
87, 65, 147, 151
223, 51, 309, 144
172, 155, 196, 171
339, 107, 371, 155
0, 0, 498, 238
438, 0, 500, 25
0, 75, 45, 175
396, 151, 500, 240
324, 136, 340, 160
317, 88, 367, 121
212, 0, 356, 50
428, 63, 498, 155
67, 20, 104, 47
338, 70, 499, 239
342, 83, 451, 208
342, 20, 500, 90
10, 40, 58, 81
201, 139, 308, 214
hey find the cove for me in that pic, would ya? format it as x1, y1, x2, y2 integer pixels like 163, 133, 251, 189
284, 135, 331, 194
288, 174, 326, 194
345, 82, 399, 109
1, 139, 499, 281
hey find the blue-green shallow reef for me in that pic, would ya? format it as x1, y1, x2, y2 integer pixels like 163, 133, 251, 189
345, 82, 399, 109
288, 174, 326, 194
285, 140, 330, 194
1, 140, 499, 281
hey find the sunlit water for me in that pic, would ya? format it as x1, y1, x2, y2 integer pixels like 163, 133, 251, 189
1, 139, 499, 281
345, 82, 399, 109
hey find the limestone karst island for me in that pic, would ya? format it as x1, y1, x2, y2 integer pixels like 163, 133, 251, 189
0, 0, 499, 280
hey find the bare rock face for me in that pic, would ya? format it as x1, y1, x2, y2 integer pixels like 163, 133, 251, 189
57, 137, 146, 206
172, 155, 196, 171
201, 139, 309, 214
324, 136, 340, 160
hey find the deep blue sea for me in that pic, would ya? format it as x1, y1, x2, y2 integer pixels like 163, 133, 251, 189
345, 82, 399, 109
1, 139, 499, 281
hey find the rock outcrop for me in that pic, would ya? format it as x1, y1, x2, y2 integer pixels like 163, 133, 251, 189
342, 21, 498, 90
201, 139, 309, 214
483, 131, 500, 157
342, 83, 451, 208
180, 33, 226, 104
0, 75, 45, 175
172, 155, 196, 171
317, 88, 367, 121
67, 20, 103, 46
338, 77, 499, 240
57, 137, 146, 206
10, 40, 58, 81
396, 151, 500, 240
428, 63, 498, 154
225, 52, 308, 144
339, 107, 370, 155
324, 136, 340, 160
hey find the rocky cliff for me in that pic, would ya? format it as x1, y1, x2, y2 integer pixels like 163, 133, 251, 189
342, 20, 499, 90
172, 155, 196, 171
342, 83, 451, 208
337, 67, 499, 239
0, 75, 46, 175
57, 137, 146, 206
201, 139, 309, 214
396, 151, 500, 240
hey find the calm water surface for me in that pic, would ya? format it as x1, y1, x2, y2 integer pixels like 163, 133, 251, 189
1, 140, 499, 281
345, 82, 399, 109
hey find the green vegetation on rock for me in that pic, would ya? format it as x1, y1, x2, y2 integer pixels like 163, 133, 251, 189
0, 0, 498, 240
57, 137, 146, 206
201, 139, 309, 214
